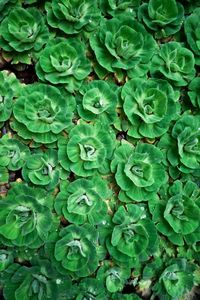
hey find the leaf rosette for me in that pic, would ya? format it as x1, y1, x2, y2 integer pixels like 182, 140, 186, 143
111, 141, 167, 202
0, 135, 30, 171
36, 37, 91, 93
90, 14, 157, 77
12, 83, 75, 144
185, 8, 200, 65
0, 183, 53, 248
153, 259, 196, 299
97, 261, 131, 293
158, 114, 200, 175
138, 0, 184, 38
76, 278, 108, 300
0, 7, 49, 56
2, 260, 72, 300
0, 0, 19, 22
106, 204, 158, 268
150, 42, 196, 86
99, 0, 141, 17
54, 224, 99, 277
150, 180, 200, 246
121, 78, 180, 138
55, 176, 110, 225
77, 80, 118, 125
46, 0, 101, 35
58, 122, 116, 176
22, 149, 67, 190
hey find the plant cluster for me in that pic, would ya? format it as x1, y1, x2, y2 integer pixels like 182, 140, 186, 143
0, 0, 200, 299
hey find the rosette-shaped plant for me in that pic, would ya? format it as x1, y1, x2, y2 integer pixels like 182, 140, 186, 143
12, 83, 75, 144
150, 42, 195, 86
188, 77, 200, 108
111, 141, 167, 201
185, 8, 200, 65
58, 122, 116, 176
0, 249, 13, 272
0, 71, 21, 128
54, 224, 99, 277
153, 259, 197, 299
99, 0, 141, 17
0, 0, 19, 22
0, 7, 49, 58
3, 261, 72, 300
97, 261, 131, 293
22, 149, 66, 190
55, 176, 110, 225
46, 0, 101, 35
89, 14, 157, 77
158, 113, 200, 175
36, 38, 91, 93
0, 135, 30, 170
0, 183, 53, 248
150, 180, 200, 246
106, 204, 158, 268
77, 80, 118, 125
76, 278, 108, 299
138, 0, 184, 38
121, 78, 180, 138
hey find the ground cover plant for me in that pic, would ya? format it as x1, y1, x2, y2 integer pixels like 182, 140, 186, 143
0, 0, 200, 299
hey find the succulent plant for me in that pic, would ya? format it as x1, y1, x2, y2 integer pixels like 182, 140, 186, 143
121, 78, 180, 138
58, 122, 116, 176
36, 37, 91, 92
0, 183, 54, 248
12, 83, 75, 144
138, 0, 184, 38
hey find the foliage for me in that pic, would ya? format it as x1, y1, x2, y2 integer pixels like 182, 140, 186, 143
150, 180, 200, 246
0, 1, 200, 299
76, 80, 118, 124
55, 176, 110, 225
150, 42, 196, 86
138, 0, 184, 38
111, 141, 167, 201
0, 183, 54, 248
97, 261, 131, 293
12, 83, 75, 144
0, 7, 49, 62
2, 260, 72, 300
153, 259, 197, 299
0, 71, 21, 128
158, 113, 200, 176
99, 0, 141, 17
90, 14, 157, 77
106, 204, 158, 267
58, 122, 116, 176
36, 37, 91, 92
0, 0, 19, 22
22, 149, 67, 190
121, 78, 180, 138
188, 77, 200, 108
45, 0, 101, 35
54, 224, 99, 277
0, 134, 30, 170
184, 8, 200, 65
